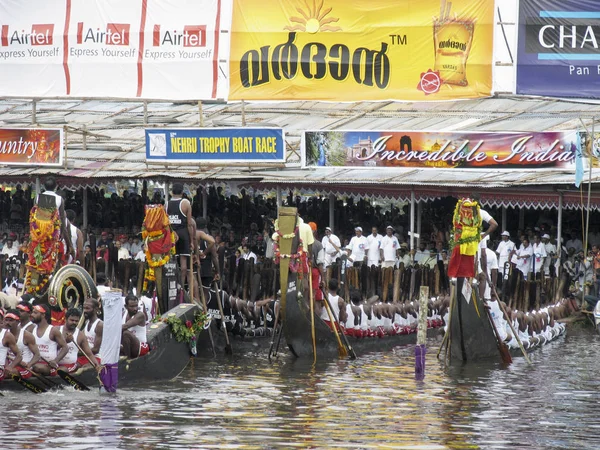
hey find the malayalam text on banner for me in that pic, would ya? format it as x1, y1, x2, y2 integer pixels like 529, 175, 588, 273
517, 0, 600, 98
230, 0, 494, 101
0, 128, 63, 166
145, 128, 285, 163
303, 130, 598, 169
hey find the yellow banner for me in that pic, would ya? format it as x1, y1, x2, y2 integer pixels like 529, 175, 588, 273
230, 0, 494, 101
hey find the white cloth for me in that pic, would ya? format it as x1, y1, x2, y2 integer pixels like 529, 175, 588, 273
134, 250, 146, 262
347, 235, 368, 263
99, 291, 123, 365
366, 234, 383, 265
118, 247, 130, 261
480, 209, 493, 224
1, 244, 18, 258
414, 249, 429, 263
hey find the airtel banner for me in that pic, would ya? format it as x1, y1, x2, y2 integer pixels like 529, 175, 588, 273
0, 0, 230, 100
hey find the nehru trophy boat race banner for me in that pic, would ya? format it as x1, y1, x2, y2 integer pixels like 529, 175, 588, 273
517, 0, 600, 98
0, 0, 230, 100
302, 130, 600, 169
145, 128, 285, 163
0, 128, 64, 166
229, 0, 494, 101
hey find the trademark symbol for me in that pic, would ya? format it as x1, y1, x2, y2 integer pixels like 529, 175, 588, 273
389, 34, 407, 45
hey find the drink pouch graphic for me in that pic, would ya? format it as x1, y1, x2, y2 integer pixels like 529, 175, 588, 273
433, 1, 474, 86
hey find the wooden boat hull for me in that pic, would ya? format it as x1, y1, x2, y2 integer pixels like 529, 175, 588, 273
283, 271, 438, 359
449, 278, 566, 362
195, 322, 278, 356
1, 303, 198, 393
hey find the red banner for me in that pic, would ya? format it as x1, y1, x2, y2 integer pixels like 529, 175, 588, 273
0, 128, 63, 166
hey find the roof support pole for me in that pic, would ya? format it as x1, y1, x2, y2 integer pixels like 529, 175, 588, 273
83, 187, 88, 230
276, 186, 282, 212
557, 192, 563, 263
164, 182, 169, 207
198, 100, 204, 127
416, 199, 422, 249
241, 99, 246, 127
410, 190, 415, 251
329, 193, 335, 231
501, 206, 507, 232
202, 186, 208, 219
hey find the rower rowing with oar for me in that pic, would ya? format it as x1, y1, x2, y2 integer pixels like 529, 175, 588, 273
0, 309, 22, 381
3, 309, 41, 379
58, 308, 100, 374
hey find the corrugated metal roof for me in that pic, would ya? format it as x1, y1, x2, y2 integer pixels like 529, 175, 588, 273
0, 96, 600, 187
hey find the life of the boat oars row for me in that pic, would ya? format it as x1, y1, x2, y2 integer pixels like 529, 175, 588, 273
0, 293, 150, 382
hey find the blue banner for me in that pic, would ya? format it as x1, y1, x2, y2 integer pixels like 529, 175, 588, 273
517, 0, 600, 98
145, 128, 285, 162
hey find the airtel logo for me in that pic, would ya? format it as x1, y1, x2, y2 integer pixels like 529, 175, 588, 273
1, 24, 54, 46
76, 22, 130, 45
152, 25, 206, 47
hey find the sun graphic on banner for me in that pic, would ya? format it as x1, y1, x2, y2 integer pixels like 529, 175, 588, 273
284, 0, 341, 34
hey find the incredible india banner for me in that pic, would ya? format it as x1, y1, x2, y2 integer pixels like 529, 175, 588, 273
0, 128, 63, 166
302, 130, 596, 169
229, 0, 494, 101
0, 0, 229, 100
517, 0, 600, 98
145, 128, 285, 163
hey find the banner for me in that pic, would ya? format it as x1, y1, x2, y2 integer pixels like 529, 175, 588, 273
0, 128, 63, 166
230, 0, 494, 101
0, 0, 230, 100
517, 0, 600, 98
302, 130, 598, 169
145, 128, 285, 163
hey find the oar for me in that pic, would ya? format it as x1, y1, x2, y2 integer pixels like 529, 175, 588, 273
322, 290, 356, 359
29, 368, 63, 389
11, 374, 46, 393
73, 339, 104, 390
197, 273, 216, 358
308, 264, 317, 364
492, 289, 532, 365
322, 295, 348, 359
214, 280, 232, 355
268, 307, 281, 361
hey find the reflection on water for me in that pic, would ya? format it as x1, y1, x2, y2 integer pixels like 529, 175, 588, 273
1, 333, 600, 449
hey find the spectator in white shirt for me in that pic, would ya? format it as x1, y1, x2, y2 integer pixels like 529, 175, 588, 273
346, 227, 369, 266
366, 226, 383, 267
380, 226, 400, 268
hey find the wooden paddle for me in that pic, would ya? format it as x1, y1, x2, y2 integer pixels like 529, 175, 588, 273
214, 280, 232, 355
197, 273, 216, 358
322, 288, 356, 359
308, 263, 318, 363
73, 338, 104, 390
11, 374, 46, 393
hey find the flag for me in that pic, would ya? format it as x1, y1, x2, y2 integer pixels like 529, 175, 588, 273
575, 131, 584, 188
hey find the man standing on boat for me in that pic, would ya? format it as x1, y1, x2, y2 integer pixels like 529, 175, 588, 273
36, 176, 75, 262
195, 217, 220, 289
167, 183, 196, 295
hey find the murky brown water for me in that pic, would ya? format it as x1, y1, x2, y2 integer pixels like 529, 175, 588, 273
1, 332, 599, 449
